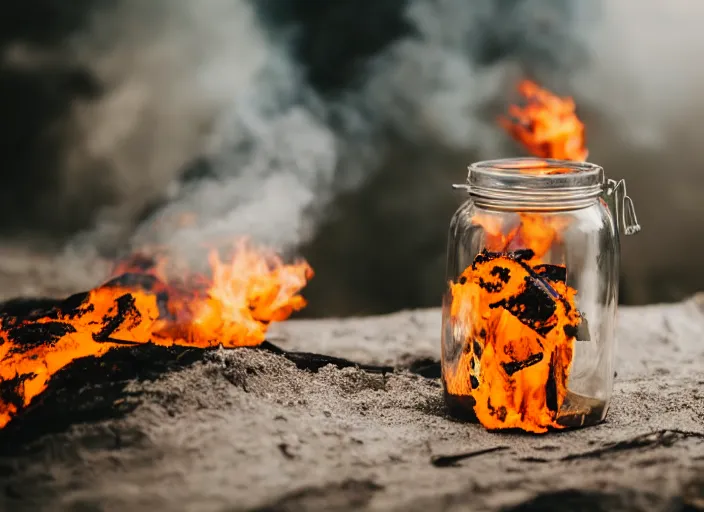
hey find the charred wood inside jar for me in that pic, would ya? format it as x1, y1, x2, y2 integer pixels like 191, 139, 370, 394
443, 249, 590, 434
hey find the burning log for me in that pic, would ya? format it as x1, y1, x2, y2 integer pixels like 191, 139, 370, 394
0, 264, 398, 439
0, 331, 393, 449
0, 240, 314, 430
0, 293, 394, 446
0, 342, 209, 450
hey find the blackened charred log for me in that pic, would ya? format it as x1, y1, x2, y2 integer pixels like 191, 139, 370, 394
563, 324, 578, 338
0, 340, 397, 447
0, 297, 63, 318
473, 249, 537, 267
0, 291, 400, 441
0, 372, 35, 423
58, 291, 92, 318
533, 264, 567, 284
0, 344, 209, 453
103, 272, 161, 292
0, 295, 75, 323
477, 277, 505, 293
511, 249, 536, 262
0, 274, 164, 325
0, 291, 92, 324
5, 322, 76, 353
92, 293, 142, 345
491, 265, 512, 283
501, 352, 544, 376
489, 277, 558, 336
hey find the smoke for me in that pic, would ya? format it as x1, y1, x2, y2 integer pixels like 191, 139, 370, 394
571, 0, 704, 149
53, 0, 588, 260
60, 0, 272, 253
0, 0, 595, 300
127, 55, 339, 255
4, 0, 704, 308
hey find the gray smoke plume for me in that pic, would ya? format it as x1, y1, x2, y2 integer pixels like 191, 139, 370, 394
0, 0, 596, 301
59, 0, 272, 255
57, 0, 589, 267
4, 0, 704, 310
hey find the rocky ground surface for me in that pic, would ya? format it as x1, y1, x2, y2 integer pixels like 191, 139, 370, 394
0, 294, 703, 512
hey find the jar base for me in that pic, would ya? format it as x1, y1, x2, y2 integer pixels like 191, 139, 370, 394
443, 389, 479, 423
555, 391, 607, 429
443, 389, 607, 431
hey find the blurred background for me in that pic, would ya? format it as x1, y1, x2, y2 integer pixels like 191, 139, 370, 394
0, 0, 702, 317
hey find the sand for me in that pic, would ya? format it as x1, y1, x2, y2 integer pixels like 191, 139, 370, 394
0, 295, 703, 511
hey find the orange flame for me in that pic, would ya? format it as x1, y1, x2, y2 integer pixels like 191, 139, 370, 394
444, 80, 588, 433
494, 79, 587, 262
498, 79, 586, 262
0, 239, 313, 428
499, 79, 588, 162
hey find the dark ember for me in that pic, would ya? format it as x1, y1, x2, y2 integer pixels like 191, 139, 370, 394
489, 277, 558, 336
501, 352, 544, 376
7, 322, 76, 352
93, 294, 142, 344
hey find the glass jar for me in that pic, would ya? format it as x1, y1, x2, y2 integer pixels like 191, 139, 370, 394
441, 157, 640, 434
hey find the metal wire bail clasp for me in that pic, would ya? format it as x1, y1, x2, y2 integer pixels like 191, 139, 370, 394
451, 167, 473, 192
604, 178, 641, 236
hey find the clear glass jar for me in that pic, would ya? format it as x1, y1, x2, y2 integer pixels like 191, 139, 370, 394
441, 158, 640, 434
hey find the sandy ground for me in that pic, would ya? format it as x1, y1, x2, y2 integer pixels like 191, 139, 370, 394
0, 295, 703, 511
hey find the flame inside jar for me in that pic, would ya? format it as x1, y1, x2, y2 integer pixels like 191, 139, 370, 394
446, 250, 583, 433
0, 239, 313, 429
444, 80, 589, 433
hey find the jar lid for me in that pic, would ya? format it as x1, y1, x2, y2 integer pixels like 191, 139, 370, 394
465, 158, 604, 196
454, 157, 640, 235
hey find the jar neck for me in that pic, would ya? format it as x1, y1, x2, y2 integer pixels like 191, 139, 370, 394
453, 183, 603, 212
465, 193, 600, 212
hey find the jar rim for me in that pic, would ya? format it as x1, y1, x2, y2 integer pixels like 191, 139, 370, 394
461, 157, 605, 205
468, 157, 603, 187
